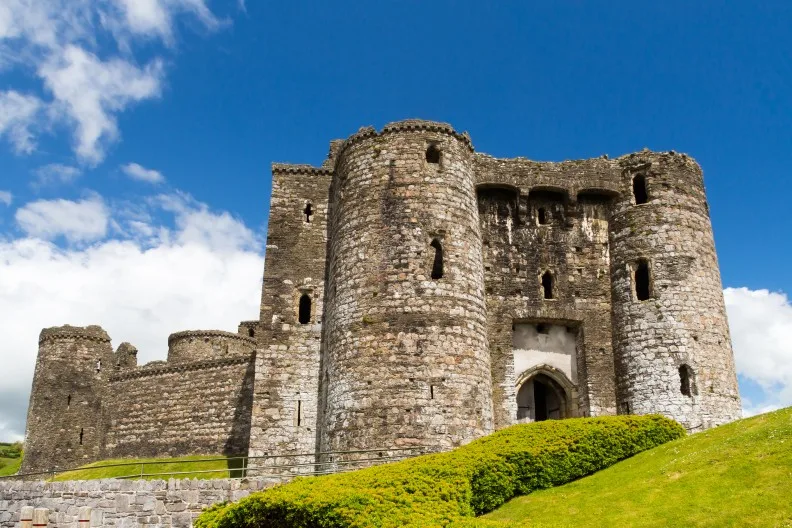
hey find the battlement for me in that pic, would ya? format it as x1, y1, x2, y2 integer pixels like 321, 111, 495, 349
38, 325, 111, 345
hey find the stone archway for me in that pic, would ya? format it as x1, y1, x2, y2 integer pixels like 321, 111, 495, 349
515, 365, 578, 423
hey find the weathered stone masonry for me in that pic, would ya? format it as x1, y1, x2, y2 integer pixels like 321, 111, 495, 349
21, 119, 741, 475
21, 329, 256, 474
0, 477, 279, 528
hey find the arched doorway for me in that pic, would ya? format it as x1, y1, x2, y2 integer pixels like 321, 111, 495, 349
515, 366, 577, 423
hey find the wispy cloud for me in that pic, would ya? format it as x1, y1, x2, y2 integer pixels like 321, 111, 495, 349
121, 162, 165, 184
0, 0, 226, 165
33, 163, 82, 187
0, 191, 12, 206
0, 91, 42, 154
15, 194, 110, 243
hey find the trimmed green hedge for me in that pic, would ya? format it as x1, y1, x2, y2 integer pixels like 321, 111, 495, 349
196, 415, 685, 528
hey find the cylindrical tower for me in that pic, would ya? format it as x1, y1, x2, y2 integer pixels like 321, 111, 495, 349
21, 325, 113, 473
167, 330, 256, 363
609, 151, 741, 431
320, 120, 493, 453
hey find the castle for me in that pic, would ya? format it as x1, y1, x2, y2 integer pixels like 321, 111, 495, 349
21, 119, 742, 474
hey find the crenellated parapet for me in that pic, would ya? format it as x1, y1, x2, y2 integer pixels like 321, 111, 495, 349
38, 325, 111, 345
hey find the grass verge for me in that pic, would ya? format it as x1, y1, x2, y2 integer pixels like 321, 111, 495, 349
484, 406, 792, 527
51, 455, 246, 481
0, 456, 22, 477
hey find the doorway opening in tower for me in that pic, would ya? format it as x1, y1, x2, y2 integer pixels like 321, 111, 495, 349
517, 374, 567, 421
512, 321, 579, 422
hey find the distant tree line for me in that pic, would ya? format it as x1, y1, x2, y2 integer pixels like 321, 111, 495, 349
0, 442, 22, 459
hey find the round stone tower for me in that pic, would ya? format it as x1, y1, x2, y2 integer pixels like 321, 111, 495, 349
167, 330, 256, 363
320, 120, 493, 453
21, 325, 114, 474
608, 151, 741, 431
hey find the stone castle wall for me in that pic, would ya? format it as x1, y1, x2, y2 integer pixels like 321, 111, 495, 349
0, 477, 280, 528
474, 156, 621, 429
21, 120, 742, 475
104, 356, 255, 458
22, 327, 256, 474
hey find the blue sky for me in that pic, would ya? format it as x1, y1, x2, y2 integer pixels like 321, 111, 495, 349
0, 1, 790, 439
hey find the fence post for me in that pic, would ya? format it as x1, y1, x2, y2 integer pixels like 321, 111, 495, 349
78, 507, 92, 527
19, 506, 33, 528
32, 508, 48, 528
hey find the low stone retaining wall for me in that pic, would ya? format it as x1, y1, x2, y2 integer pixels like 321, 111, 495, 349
0, 477, 282, 528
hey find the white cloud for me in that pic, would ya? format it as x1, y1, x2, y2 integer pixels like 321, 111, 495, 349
15, 195, 109, 243
108, 0, 222, 42
121, 162, 164, 184
33, 163, 82, 186
0, 0, 224, 164
725, 287, 792, 415
0, 91, 42, 154
40, 46, 164, 164
0, 192, 262, 440
154, 192, 259, 252
0, 191, 11, 206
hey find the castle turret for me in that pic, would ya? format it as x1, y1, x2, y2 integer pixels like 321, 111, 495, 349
167, 330, 255, 363
608, 152, 741, 431
21, 325, 113, 474
319, 120, 494, 453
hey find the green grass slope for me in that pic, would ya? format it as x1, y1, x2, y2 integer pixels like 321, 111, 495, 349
51, 455, 245, 481
0, 456, 22, 477
485, 407, 792, 528
0, 442, 23, 477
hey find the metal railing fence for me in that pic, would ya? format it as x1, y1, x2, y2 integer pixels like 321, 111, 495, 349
0, 446, 429, 482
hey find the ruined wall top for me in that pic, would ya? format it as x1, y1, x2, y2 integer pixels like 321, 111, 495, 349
268, 122, 704, 201
38, 325, 111, 345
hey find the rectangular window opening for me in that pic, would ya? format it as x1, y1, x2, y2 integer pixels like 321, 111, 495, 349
634, 260, 652, 301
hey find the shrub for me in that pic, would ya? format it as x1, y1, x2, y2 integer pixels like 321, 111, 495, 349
195, 415, 685, 528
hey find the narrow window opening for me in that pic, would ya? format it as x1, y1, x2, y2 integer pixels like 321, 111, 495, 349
633, 174, 648, 204
296, 400, 302, 426
79, 428, 84, 445
537, 207, 547, 225
541, 271, 554, 299
634, 260, 651, 301
426, 145, 440, 164
679, 364, 695, 397
304, 202, 313, 223
430, 385, 435, 400
67, 394, 71, 408
430, 239, 444, 280
95, 360, 101, 373
248, 328, 255, 338
298, 294, 311, 324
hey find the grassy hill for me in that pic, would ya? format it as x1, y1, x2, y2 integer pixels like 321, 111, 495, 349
484, 406, 792, 527
50, 455, 245, 481
0, 442, 23, 477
